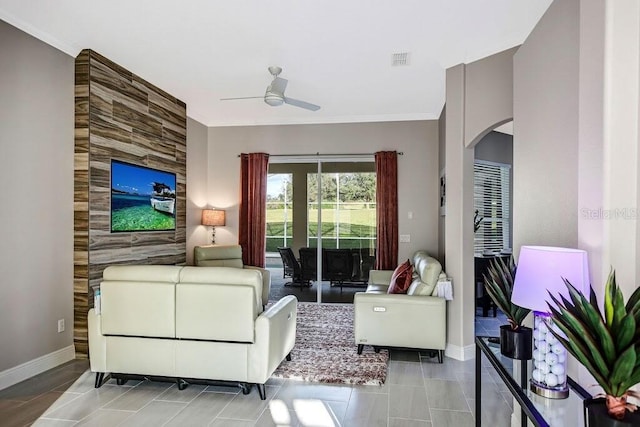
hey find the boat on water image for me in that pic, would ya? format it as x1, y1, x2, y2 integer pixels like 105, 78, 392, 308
150, 182, 176, 215
150, 197, 175, 215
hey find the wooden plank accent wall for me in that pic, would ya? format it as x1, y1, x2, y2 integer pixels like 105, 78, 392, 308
74, 50, 187, 357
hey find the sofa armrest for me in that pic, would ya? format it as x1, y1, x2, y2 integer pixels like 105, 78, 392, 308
354, 293, 446, 350
248, 295, 298, 383
245, 266, 271, 306
369, 269, 393, 286
88, 308, 107, 373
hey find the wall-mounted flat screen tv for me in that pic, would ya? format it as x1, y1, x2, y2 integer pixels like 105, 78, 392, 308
110, 160, 177, 232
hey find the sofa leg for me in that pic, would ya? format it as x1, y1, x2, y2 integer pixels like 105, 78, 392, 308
177, 379, 189, 391
116, 377, 128, 386
240, 382, 252, 395
373, 346, 381, 353
438, 350, 444, 363
286, 352, 292, 361
257, 383, 266, 400
357, 344, 364, 355
94, 372, 105, 388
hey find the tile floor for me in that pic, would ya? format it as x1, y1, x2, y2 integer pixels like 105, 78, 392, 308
0, 347, 514, 427
0, 267, 514, 426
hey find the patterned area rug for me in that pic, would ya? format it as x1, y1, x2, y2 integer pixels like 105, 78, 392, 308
271, 302, 389, 385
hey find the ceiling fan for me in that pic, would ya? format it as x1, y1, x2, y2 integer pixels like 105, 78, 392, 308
220, 66, 320, 111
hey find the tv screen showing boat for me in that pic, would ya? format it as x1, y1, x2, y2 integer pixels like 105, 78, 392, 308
110, 160, 177, 232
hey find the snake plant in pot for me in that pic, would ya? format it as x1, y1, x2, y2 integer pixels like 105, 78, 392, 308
483, 256, 532, 359
547, 270, 640, 425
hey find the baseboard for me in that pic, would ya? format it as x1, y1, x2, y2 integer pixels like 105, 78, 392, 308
0, 345, 76, 391
445, 343, 475, 361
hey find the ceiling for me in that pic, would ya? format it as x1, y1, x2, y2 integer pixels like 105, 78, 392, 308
0, 0, 552, 127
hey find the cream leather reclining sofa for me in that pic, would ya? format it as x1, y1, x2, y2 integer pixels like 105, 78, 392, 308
194, 245, 270, 308
354, 251, 447, 362
88, 265, 297, 399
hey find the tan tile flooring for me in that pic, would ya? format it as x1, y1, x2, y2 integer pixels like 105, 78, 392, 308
0, 348, 514, 427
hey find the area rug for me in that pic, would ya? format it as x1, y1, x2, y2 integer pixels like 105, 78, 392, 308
271, 302, 389, 385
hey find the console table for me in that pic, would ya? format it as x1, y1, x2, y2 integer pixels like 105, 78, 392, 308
475, 336, 591, 427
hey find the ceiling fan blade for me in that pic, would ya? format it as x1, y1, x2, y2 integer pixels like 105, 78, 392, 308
269, 77, 288, 95
284, 97, 321, 111
220, 96, 263, 101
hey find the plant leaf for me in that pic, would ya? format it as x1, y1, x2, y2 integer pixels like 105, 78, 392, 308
610, 345, 637, 396
612, 280, 626, 333
550, 306, 610, 377
616, 314, 636, 352
482, 256, 528, 327
551, 288, 617, 365
547, 321, 611, 392
604, 270, 616, 327
626, 286, 640, 317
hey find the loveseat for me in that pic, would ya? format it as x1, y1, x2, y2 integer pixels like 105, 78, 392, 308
88, 265, 297, 399
354, 251, 448, 362
194, 245, 270, 308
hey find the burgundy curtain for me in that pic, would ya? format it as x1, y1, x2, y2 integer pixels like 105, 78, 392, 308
375, 151, 398, 269
239, 153, 269, 267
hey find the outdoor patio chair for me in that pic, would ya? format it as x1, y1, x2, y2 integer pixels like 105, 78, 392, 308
323, 248, 354, 289
277, 247, 311, 288
298, 247, 318, 283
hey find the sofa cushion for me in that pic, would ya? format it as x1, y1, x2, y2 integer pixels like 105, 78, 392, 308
388, 259, 413, 294
176, 283, 256, 342
101, 280, 176, 338
100, 265, 181, 339
103, 265, 182, 283
179, 266, 263, 314
365, 283, 390, 293
194, 245, 244, 268
407, 253, 443, 296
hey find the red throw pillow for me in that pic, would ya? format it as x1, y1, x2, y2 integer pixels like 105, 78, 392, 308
388, 259, 413, 294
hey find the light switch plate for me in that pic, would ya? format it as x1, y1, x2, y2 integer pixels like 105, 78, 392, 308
399, 234, 410, 243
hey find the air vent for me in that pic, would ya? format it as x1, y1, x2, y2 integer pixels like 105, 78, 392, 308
391, 52, 410, 66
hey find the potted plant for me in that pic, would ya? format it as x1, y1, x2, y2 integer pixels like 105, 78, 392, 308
483, 256, 532, 359
547, 270, 640, 425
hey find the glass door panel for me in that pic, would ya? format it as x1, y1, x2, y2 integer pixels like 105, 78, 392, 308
266, 173, 293, 253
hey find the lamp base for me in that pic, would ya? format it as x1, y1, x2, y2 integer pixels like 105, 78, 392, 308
530, 380, 569, 399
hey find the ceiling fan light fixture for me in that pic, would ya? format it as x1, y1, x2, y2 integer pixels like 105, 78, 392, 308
264, 93, 284, 106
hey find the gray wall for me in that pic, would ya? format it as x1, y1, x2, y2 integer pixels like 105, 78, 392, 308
444, 48, 516, 360
438, 107, 446, 263
464, 47, 517, 147
186, 117, 209, 265
513, 0, 580, 253
474, 131, 513, 166
206, 121, 441, 262
0, 20, 74, 372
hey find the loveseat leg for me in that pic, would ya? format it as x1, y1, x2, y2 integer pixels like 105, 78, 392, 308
286, 352, 292, 361
373, 346, 381, 353
116, 377, 128, 386
177, 379, 189, 391
94, 372, 105, 388
257, 383, 266, 400
240, 383, 252, 395
438, 350, 444, 363
357, 344, 364, 355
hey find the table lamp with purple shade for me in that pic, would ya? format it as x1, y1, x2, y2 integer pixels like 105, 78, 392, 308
511, 246, 590, 399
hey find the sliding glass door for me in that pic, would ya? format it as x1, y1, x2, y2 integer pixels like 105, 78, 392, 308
267, 159, 375, 302
306, 172, 376, 250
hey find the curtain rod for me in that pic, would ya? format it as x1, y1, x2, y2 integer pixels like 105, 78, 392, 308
237, 152, 403, 157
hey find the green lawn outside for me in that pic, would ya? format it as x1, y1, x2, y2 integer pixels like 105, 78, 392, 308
266, 206, 376, 252
266, 207, 375, 225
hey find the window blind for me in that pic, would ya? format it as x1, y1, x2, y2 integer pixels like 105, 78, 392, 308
474, 161, 510, 253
